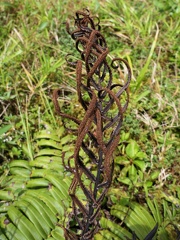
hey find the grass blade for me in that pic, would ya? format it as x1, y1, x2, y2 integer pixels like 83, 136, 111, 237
135, 25, 159, 91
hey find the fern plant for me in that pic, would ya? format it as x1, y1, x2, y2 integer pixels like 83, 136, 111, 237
95, 197, 179, 240
0, 122, 179, 240
0, 122, 74, 240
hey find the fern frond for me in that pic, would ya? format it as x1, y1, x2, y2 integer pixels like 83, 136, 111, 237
0, 123, 72, 240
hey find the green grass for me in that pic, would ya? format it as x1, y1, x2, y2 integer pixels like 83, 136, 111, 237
0, 0, 179, 238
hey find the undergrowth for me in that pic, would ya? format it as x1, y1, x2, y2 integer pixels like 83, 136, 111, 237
0, 0, 179, 239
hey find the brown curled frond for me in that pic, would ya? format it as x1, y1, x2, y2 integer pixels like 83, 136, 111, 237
53, 10, 131, 240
